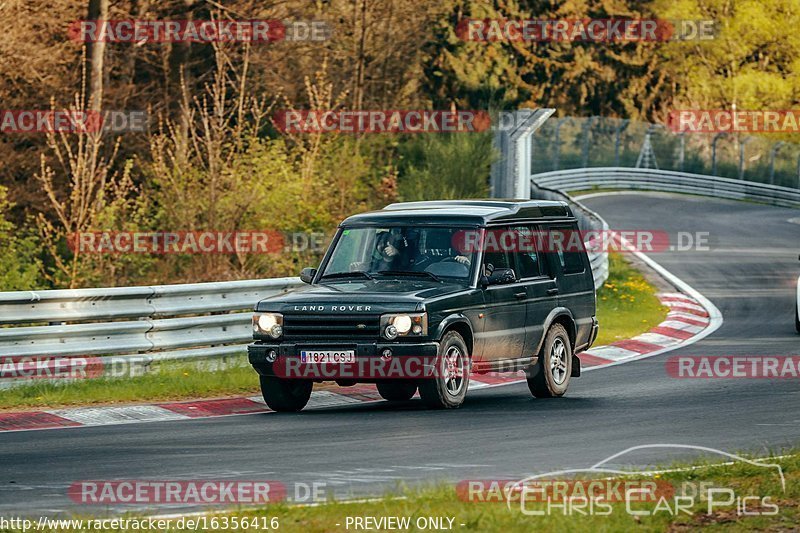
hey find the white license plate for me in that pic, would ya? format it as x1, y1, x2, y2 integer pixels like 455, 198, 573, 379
300, 350, 356, 364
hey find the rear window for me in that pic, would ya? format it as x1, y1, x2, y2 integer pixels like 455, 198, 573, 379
550, 225, 586, 274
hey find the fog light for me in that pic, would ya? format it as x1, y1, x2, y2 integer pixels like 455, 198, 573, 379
381, 348, 393, 361
384, 324, 398, 340
266, 350, 278, 363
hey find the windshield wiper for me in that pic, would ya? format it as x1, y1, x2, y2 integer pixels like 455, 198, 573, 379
320, 270, 374, 281
377, 270, 442, 282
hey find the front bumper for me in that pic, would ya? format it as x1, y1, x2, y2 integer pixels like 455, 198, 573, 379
248, 341, 440, 382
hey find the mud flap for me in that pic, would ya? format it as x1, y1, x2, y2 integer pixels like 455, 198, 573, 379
571, 355, 581, 377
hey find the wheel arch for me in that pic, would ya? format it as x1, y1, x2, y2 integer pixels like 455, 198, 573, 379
436, 315, 474, 356
544, 308, 577, 351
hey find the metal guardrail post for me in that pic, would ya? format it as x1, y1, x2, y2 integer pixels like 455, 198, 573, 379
581, 117, 596, 168
712, 133, 728, 176
739, 137, 755, 180
796, 153, 800, 190
490, 109, 555, 199
769, 142, 785, 185
553, 117, 571, 171
614, 119, 629, 167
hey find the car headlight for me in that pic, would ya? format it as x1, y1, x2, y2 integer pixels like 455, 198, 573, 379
253, 312, 284, 339
381, 313, 427, 339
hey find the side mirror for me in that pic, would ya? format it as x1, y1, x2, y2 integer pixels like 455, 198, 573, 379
299, 267, 317, 284
484, 268, 516, 286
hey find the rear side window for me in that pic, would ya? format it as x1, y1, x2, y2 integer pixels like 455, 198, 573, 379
550, 225, 586, 274
512, 226, 542, 279
482, 226, 542, 279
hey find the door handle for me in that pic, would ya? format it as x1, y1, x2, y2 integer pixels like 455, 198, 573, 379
514, 292, 527, 299
546, 288, 559, 296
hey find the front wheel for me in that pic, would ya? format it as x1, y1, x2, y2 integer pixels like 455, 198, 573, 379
260, 376, 312, 412
376, 381, 417, 402
527, 324, 572, 398
418, 331, 470, 409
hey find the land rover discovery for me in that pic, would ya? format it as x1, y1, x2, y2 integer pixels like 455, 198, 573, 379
248, 200, 599, 411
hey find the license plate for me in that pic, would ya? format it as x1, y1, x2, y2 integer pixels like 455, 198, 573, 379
300, 350, 356, 364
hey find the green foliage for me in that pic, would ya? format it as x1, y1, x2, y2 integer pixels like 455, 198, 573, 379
397, 132, 497, 201
0, 186, 43, 290
656, 0, 800, 138
424, 0, 672, 119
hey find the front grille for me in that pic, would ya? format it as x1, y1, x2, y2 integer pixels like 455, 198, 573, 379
282, 314, 381, 340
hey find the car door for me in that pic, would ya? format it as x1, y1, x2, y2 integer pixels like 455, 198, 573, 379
479, 230, 527, 363
545, 223, 596, 346
511, 225, 560, 357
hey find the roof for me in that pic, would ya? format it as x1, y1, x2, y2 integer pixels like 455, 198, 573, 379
341, 199, 574, 226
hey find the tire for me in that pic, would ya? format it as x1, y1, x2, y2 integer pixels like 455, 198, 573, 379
376, 381, 417, 402
259, 376, 312, 412
418, 331, 470, 409
527, 324, 572, 398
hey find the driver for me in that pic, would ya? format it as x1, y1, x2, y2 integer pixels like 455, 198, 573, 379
416, 229, 471, 267
370, 228, 409, 271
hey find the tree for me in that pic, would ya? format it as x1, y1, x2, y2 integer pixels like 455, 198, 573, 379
84, 0, 109, 111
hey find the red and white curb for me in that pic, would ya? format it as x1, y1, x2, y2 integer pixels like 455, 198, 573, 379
0, 291, 718, 434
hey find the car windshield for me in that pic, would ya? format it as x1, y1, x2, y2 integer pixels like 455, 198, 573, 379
321, 226, 479, 281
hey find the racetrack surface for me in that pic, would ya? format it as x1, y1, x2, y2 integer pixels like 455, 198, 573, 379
1, 193, 798, 517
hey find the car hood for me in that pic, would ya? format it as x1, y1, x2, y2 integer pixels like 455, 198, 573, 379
255, 279, 469, 313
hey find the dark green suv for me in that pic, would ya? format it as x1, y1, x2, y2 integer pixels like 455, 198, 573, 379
248, 200, 598, 411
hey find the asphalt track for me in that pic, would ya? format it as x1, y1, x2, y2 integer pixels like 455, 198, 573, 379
0, 193, 798, 517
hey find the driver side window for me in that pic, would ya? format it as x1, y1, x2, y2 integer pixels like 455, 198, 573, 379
482, 229, 514, 277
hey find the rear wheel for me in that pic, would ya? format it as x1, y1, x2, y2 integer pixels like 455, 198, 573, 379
418, 331, 470, 409
376, 381, 417, 402
259, 376, 312, 412
527, 324, 572, 398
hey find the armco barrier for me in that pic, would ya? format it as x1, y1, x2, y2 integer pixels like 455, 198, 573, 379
532, 167, 800, 208
0, 278, 303, 385
530, 165, 800, 293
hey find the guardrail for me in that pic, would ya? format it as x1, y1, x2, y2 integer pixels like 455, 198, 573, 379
529, 165, 800, 293
532, 167, 800, 208
0, 278, 304, 385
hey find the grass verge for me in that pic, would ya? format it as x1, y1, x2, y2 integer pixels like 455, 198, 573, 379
595, 252, 668, 346
10, 451, 797, 532
0, 360, 258, 412
243, 452, 799, 532
0, 254, 668, 411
